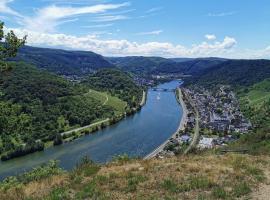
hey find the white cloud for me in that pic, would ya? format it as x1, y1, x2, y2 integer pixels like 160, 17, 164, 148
136, 30, 163, 36
208, 11, 236, 17
91, 15, 128, 22
11, 28, 238, 58
82, 23, 114, 28
205, 34, 216, 40
146, 7, 163, 13
0, 0, 21, 17
20, 2, 130, 32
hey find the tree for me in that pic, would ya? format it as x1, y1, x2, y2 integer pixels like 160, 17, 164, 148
0, 21, 26, 71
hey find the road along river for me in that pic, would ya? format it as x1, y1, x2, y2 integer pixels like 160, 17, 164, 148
0, 80, 183, 180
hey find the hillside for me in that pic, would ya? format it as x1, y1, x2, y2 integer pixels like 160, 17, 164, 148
1, 154, 269, 200
108, 56, 226, 76
230, 79, 270, 154
189, 59, 270, 87
0, 63, 131, 160
83, 69, 143, 108
108, 56, 173, 75
11, 46, 115, 76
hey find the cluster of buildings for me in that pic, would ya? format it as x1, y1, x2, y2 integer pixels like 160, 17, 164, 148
154, 85, 252, 158
183, 86, 252, 149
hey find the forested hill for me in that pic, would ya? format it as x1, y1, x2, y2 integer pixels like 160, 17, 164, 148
188, 59, 270, 87
0, 63, 140, 160
107, 56, 226, 76
10, 46, 114, 76
83, 69, 143, 108
108, 56, 173, 75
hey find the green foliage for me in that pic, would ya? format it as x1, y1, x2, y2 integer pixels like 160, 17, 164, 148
12, 45, 114, 76
83, 69, 143, 108
232, 182, 251, 197
112, 154, 131, 164
189, 59, 270, 88
0, 21, 26, 71
161, 179, 179, 193
0, 160, 63, 190
211, 187, 228, 199
45, 187, 69, 200
161, 176, 214, 194
109, 57, 226, 76
125, 172, 147, 192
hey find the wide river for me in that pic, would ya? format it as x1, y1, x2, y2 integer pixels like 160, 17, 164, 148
0, 81, 183, 180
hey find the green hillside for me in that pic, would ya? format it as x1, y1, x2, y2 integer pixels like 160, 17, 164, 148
0, 63, 133, 160
83, 69, 143, 108
189, 59, 270, 88
11, 46, 115, 76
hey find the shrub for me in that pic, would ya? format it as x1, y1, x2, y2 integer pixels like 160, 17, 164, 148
212, 187, 228, 199
233, 182, 251, 197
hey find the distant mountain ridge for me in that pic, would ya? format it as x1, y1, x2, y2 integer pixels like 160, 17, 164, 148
11, 46, 115, 76
10, 45, 270, 79
107, 56, 228, 76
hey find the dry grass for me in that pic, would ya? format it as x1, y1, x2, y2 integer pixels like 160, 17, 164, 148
1, 154, 270, 200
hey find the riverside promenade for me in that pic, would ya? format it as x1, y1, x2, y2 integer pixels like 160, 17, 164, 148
144, 88, 188, 159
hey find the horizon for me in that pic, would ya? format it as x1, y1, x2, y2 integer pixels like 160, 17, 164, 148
1, 0, 270, 59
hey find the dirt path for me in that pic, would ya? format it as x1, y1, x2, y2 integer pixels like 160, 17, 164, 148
251, 170, 270, 200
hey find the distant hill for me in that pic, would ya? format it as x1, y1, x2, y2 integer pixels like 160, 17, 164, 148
9, 45, 230, 77
108, 56, 173, 75
11, 46, 115, 76
107, 56, 227, 76
189, 59, 270, 87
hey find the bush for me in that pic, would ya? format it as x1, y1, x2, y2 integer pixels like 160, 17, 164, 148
233, 182, 251, 197
212, 187, 228, 199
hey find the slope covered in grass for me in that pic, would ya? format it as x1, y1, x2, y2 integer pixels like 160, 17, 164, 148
0, 154, 269, 200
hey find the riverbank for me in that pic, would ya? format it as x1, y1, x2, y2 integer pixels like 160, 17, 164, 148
184, 92, 200, 154
140, 90, 146, 106
0, 89, 147, 162
144, 87, 188, 159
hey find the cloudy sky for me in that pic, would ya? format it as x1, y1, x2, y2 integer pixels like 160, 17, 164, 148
1, 0, 270, 58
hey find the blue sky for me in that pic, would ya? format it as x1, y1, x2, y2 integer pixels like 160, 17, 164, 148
1, 0, 270, 58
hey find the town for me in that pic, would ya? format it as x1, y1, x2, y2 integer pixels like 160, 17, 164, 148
156, 85, 252, 158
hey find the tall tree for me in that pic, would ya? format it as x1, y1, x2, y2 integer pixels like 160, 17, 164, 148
0, 21, 26, 71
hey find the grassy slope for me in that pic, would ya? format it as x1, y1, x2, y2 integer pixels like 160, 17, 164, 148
1, 154, 269, 200
86, 89, 127, 114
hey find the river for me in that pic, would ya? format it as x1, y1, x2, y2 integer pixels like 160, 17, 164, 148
0, 80, 183, 180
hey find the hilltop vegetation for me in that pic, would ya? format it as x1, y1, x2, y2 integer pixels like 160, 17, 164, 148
83, 69, 143, 108
0, 154, 269, 200
0, 63, 138, 160
108, 56, 226, 76
189, 59, 270, 88
11, 46, 114, 76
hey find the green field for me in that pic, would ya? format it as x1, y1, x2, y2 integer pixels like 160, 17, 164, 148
86, 89, 127, 114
